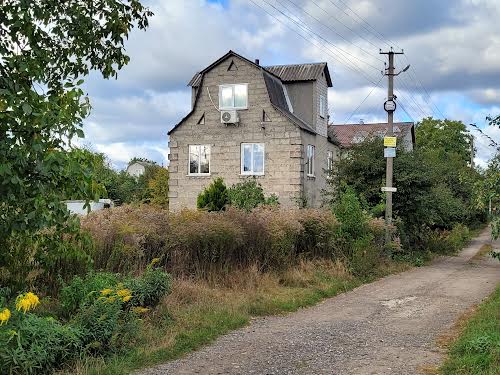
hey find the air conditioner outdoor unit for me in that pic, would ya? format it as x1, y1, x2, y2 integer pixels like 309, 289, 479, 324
220, 110, 239, 124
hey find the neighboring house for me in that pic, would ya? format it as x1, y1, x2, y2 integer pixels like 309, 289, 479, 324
65, 199, 114, 215
329, 122, 415, 151
168, 50, 339, 210
126, 161, 154, 177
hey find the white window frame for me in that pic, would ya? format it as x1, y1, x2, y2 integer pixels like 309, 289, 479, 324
319, 94, 326, 118
327, 150, 334, 171
188, 144, 211, 176
241, 143, 265, 176
219, 83, 248, 110
307, 144, 315, 177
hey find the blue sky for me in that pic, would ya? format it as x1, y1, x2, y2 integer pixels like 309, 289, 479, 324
81, 0, 500, 169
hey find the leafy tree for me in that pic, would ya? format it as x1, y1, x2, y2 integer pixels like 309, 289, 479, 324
0, 1, 152, 292
197, 178, 228, 211
149, 167, 169, 208
328, 118, 484, 250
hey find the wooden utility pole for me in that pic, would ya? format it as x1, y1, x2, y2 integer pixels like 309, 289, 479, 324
380, 48, 405, 245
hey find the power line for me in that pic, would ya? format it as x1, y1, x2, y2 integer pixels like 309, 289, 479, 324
343, 76, 384, 123
250, 0, 382, 85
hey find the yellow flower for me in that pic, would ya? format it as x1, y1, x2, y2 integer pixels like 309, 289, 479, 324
116, 289, 132, 302
132, 306, 149, 314
15, 292, 40, 313
0, 308, 11, 325
100, 288, 113, 296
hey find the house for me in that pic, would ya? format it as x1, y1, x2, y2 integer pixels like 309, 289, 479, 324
329, 122, 415, 151
126, 160, 154, 177
167, 50, 339, 210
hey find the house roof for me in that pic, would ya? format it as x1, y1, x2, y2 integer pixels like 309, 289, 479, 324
170, 50, 323, 136
264, 62, 333, 87
329, 122, 415, 148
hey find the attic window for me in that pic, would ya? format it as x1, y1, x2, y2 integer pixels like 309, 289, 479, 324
197, 113, 205, 125
219, 84, 248, 110
262, 110, 271, 122
227, 60, 238, 71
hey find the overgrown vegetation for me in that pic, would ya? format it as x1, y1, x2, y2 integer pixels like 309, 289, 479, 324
440, 287, 500, 375
328, 118, 486, 252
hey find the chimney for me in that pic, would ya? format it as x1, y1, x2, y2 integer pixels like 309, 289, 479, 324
255, 58, 260, 65
359, 119, 364, 125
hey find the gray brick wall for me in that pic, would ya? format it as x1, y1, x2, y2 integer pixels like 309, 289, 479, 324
168, 55, 304, 211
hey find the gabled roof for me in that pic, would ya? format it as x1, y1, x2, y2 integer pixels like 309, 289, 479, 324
265, 62, 333, 87
170, 50, 321, 136
329, 122, 415, 148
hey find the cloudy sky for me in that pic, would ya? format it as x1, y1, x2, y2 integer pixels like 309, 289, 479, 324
81, 0, 500, 169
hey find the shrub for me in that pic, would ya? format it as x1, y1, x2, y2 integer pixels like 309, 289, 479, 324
60, 272, 120, 316
227, 180, 280, 211
295, 209, 339, 258
197, 177, 228, 211
0, 313, 82, 374
126, 267, 172, 308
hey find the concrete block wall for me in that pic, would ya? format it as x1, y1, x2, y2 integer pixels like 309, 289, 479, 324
169, 55, 304, 211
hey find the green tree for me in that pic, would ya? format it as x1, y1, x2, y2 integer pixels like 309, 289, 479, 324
149, 167, 169, 208
197, 178, 228, 211
0, 1, 152, 292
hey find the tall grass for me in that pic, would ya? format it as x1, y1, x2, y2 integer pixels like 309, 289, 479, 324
81, 205, 386, 279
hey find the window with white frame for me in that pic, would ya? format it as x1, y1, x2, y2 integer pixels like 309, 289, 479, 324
241, 143, 264, 175
319, 94, 326, 118
219, 84, 248, 110
307, 145, 315, 176
189, 145, 210, 175
327, 151, 334, 171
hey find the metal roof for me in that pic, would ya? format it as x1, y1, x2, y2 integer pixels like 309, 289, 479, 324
264, 62, 332, 87
329, 122, 415, 148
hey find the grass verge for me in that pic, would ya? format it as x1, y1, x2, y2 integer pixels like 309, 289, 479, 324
58, 259, 410, 375
439, 286, 500, 375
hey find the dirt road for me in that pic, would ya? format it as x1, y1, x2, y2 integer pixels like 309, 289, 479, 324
140, 228, 500, 375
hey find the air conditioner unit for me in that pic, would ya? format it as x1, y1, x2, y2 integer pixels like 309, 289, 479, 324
220, 110, 239, 124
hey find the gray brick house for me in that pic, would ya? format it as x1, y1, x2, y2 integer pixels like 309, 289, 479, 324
167, 51, 339, 210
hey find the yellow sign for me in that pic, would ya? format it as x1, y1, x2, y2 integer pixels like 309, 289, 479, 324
384, 136, 397, 147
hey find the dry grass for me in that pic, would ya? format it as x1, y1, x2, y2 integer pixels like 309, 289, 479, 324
470, 244, 493, 261
436, 306, 479, 350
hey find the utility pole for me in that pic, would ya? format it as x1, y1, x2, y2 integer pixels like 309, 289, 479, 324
380, 48, 407, 245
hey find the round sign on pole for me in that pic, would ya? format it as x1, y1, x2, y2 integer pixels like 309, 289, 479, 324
384, 100, 396, 112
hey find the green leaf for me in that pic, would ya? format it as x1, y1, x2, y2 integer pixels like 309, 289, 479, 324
22, 103, 32, 115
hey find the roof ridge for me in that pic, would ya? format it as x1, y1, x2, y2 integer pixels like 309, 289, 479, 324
264, 62, 327, 68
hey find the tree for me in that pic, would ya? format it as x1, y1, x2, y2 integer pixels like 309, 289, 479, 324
0, 1, 152, 292
149, 167, 169, 208
327, 118, 484, 250
197, 178, 228, 211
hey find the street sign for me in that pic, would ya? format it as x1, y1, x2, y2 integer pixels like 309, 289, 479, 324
384, 147, 396, 158
384, 136, 397, 147
381, 187, 397, 192
384, 99, 396, 112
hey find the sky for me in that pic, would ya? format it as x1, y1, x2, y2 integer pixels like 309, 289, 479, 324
81, 0, 500, 169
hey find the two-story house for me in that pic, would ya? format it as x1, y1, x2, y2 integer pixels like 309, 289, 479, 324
167, 50, 339, 210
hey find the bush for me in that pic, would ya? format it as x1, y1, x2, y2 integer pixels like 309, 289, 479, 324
60, 272, 119, 316
0, 313, 82, 374
126, 266, 172, 308
227, 180, 280, 211
197, 177, 228, 211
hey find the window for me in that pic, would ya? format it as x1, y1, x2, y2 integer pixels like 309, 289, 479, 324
189, 145, 210, 175
307, 145, 315, 176
327, 151, 334, 171
319, 94, 326, 118
241, 143, 265, 175
219, 84, 248, 109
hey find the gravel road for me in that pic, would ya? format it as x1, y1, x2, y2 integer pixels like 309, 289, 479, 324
139, 228, 500, 375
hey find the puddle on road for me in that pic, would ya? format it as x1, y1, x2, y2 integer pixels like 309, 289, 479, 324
381, 296, 417, 309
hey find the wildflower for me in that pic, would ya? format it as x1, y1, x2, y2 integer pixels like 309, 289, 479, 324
100, 288, 113, 296
132, 306, 149, 314
116, 288, 132, 302
0, 308, 11, 325
15, 292, 40, 313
